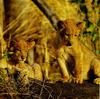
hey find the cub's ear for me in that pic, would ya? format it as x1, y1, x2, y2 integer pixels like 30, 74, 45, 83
57, 21, 65, 30
27, 41, 35, 50
76, 22, 86, 36
77, 22, 85, 30
57, 21, 67, 37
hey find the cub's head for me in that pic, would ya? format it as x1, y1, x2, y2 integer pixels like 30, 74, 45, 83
10, 38, 35, 63
57, 19, 84, 38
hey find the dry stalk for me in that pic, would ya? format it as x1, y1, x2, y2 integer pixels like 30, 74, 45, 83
0, 0, 6, 58
4, 3, 32, 35
14, 27, 39, 38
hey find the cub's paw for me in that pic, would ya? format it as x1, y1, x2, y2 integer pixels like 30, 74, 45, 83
93, 78, 100, 84
73, 77, 83, 84
62, 76, 70, 83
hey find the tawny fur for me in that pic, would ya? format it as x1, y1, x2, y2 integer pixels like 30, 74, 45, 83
57, 19, 100, 84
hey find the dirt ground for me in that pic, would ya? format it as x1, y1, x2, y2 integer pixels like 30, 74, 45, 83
0, 80, 99, 99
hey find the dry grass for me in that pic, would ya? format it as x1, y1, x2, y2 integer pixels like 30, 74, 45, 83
0, 0, 99, 98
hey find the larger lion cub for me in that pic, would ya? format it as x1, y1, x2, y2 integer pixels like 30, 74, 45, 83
57, 19, 100, 84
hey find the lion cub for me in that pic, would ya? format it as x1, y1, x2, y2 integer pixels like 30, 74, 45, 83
57, 19, 100, 84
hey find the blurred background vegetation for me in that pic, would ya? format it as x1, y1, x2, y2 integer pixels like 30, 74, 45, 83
40, 0, 100, 57
4, 0, 100, 57
0, 0, 99, 98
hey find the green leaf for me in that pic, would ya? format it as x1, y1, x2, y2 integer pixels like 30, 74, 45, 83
96, 50, 100, 54
87, 24, 95, 32
3, 51, 14, 60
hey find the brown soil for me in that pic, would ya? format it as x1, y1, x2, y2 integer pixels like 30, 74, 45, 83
0, 80, 99, 99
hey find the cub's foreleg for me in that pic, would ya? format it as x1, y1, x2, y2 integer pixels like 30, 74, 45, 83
72, 44, 84, 84
73, 54, 83, 84
58, 57, 69, 82
57, 46, 70, 82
